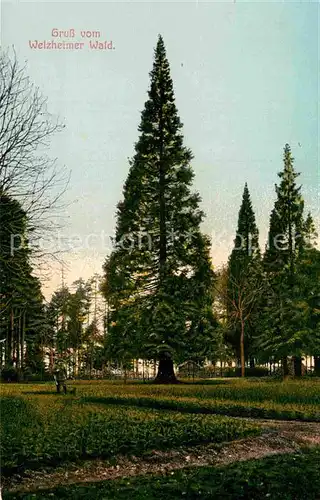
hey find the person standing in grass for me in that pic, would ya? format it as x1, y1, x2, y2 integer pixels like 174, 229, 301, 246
54, 367, 67, 394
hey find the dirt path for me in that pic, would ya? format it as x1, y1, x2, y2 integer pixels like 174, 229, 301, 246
4, 419, 320, 495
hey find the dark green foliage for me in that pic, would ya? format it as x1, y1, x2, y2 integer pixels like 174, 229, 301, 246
259, 144, 319, 369
0, 192, 45, 373
0, 192, 29, 331
229, 183, 260, 271
0, 365, 20, 382
223, 366, 269, 377
103, 36, 216, 377
45, 278, 105, 377
224, 184, 262, 373
264, 144, 305, 274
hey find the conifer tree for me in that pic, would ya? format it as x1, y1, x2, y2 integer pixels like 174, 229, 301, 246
0, 191, 45, 376
261, 144, 317, 376
23, 276, 46, 375
226, 183, 261, 376
293, 211, 320, 375
264, 144, 305, 274
228, 183, 260, 276
103, 35, 215, 383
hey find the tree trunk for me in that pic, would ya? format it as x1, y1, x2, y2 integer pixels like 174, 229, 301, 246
154, 353, 179, 384
314, 356, 320, 376
282, 356, 289, 379
0, 342, 3, 369
293, 356, 302, 377
240, 320, 245, 377
249, 357, 255, 369
49, 348, 54, 372
6, 309, 14, 365
21, 311, 26, 368
158, 84, 167, 285
17, 313, 21, 369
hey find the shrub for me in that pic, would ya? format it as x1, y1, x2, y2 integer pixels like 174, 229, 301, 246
24, 371, 54, 382
0, 365, 20, 382
224, 367, 269, 377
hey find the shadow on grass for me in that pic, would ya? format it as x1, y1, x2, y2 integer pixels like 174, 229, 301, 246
79, 395, 319, 422
22, 391, 61, 395
184, 379, 232, 385
134, 378, 232, 386
80, 395, 213, 414
80, 395, 248, 418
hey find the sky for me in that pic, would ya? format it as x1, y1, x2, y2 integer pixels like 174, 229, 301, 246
1, 0, 319, 299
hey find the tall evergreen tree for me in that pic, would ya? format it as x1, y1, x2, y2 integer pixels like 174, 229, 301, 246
293, 212, 320, 375
226, 183, 261, 375
46, 278, 96, 377
23, 275, 46, 375
230, 183, 260, 265
264, 144, 305, 274
0, 191, 45, 376
261, 144, 317, 376
103, 35, 215, 383
303, 212, 318, 249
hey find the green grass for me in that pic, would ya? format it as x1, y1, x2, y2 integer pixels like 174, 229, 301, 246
7, 377, 316, 421
1, 378, 319, 477
81, 378, 320, 420
80, 393, 320, 421
0, 394, 258, 473
4, 447, 320, 499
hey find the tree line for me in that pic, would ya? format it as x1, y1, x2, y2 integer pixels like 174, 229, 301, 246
101, 35, 319, 382
0, 36, 319, 382
0, 48, 68, 380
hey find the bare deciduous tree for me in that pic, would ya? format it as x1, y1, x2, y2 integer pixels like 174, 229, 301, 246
215, 265, 265, 377
0, 47, 69, 265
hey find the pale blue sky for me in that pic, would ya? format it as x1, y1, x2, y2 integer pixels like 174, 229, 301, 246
1, 0, 319, 298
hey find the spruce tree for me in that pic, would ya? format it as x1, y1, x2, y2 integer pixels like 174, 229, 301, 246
226, 183, 261, 376
0, 191, 45, 376
103, 35, 215, 383
228, 183, 260, 276
261, 144, 316, 376
303, 212, 318, 249
23, 275, 46, 375
264, 144, 305, 274
294, 212, 320, 375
